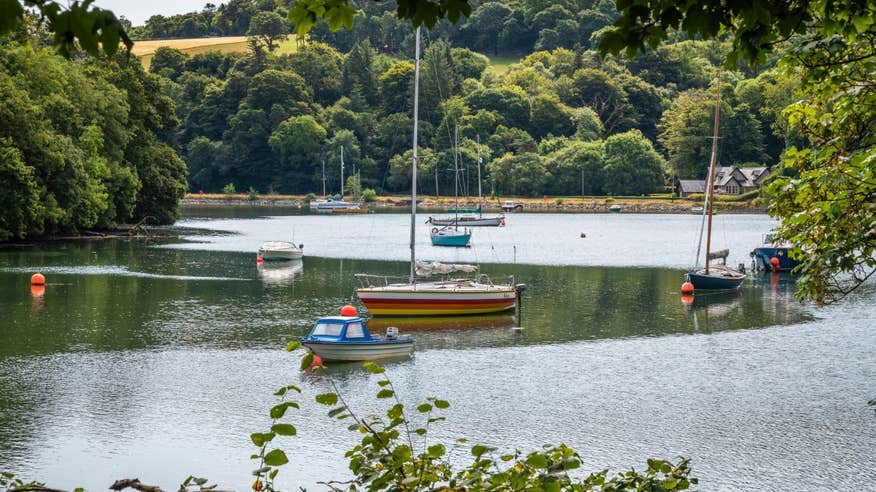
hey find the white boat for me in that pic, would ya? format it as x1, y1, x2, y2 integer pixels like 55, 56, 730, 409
257, 241, 303, 261
355, 28, 522, 317
427, 215, 504, 227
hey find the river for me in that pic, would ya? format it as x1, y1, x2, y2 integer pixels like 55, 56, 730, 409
0, 207, 873, 491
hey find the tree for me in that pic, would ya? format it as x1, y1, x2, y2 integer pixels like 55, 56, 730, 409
529, 93, 576, 140
544, 140, 605, 195
247, 11, 288, 51
488, 153, 550, 197
378, 61, 414, 115
465, 86, 531, 132
268, 115, 327, 192
602, 130, 666, 196
460, 2, 511, 54
282, 42, 343, 106
244, 69, 313, 115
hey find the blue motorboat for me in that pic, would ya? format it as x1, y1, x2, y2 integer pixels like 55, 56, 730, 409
430, 226, 471, 247
751, 232, 802, 272
301, 312, 414, 361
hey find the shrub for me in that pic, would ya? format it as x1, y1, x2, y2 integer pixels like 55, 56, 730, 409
361, 188, 377, 202
247, 187, 258, 202
222, 183, 236, 195
305, 192, 316, 202
555, 197, 564, 205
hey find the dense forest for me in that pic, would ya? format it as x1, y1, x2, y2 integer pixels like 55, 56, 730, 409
1, 0, 801, 240
0, 30, 187, 241
136, 0, 797, 199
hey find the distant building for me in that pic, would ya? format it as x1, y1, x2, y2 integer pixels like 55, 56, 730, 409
675, 165, 769, 197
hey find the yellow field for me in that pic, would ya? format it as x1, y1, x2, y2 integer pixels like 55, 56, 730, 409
132, 36, 299, 68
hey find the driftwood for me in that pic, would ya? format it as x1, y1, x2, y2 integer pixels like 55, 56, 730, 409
110, 479, 163, 492
12, 487, 68, 492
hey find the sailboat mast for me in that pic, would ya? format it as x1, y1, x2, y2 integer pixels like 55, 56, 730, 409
704, 69, 722, 275
476, 134, 482, 205
410, 27, 421, 284
321, 158, 326, 197
453, 124, 460, 224
340, 145, 345, 199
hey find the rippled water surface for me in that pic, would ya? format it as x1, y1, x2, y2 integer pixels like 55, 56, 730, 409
0, 207, 873, 491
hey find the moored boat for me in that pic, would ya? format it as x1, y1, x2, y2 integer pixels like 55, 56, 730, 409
430, 226, 471, 247
427, 215, 504, 227
684, 69, 746, 292
258, 241, 303, 261
301, 309, 413, 361
501, 200, 523, 213
750, 231, 801, 272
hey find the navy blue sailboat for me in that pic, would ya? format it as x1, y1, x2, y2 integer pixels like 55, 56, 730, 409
686, 69, 746, 291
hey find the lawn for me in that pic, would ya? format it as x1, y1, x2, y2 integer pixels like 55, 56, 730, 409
486, 54, 521, 75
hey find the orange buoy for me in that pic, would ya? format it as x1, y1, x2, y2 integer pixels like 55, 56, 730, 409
340, 304, 357, 316
680, 281, 694, 294
30, 273, 45, 285
770, 257, 780, 271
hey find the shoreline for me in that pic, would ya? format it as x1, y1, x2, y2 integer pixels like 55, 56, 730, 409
181, 194, 767, 214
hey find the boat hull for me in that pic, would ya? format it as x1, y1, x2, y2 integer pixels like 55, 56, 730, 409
356, 288, 517, 316
428, 216, 504, 227
430, 232, 471, 247
751, 247, 801, 272
687, 268, 745, 290
258, 242, 303, 261
302, 340, 413, 361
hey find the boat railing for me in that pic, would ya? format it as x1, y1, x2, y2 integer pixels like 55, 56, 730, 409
355, 273, 409, 288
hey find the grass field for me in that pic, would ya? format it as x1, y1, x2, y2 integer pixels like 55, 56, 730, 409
486, 55, 521, 75
133, 36, 299, 69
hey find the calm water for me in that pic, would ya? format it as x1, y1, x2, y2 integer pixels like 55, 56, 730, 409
0, 208, 874, 491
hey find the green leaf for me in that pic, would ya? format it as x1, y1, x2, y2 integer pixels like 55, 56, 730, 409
264, 449, 289, 466
526, 453, 549, 469
0, 0, 24, 34
417, 403, 432, 413
315, 392, 338, 405
434, 399, 450, 409
268, 469, 279, 480
377, 380, 391, 387
271, 423, 297, 436
471, 444, 488, 457
251, 432, 275, 447
286, 340, 302, 351
376, 389, 394, 399
328, 405, 347, 418
300, 352, 314, 371
427, 444, 445, 458
363, 362, 386, 374
387, 403, 404, 419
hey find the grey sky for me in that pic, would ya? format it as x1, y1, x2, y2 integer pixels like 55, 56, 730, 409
95, 0, 209, 26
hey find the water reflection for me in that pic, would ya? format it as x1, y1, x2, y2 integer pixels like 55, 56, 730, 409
257, 259, 303, 287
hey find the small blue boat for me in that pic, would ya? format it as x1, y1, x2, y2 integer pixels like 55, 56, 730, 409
430, 226, 471, 247
686, 266, 746, 290
750, 232, 802, 272
301, 314, 414, 361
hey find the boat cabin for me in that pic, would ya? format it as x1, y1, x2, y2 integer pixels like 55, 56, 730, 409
306, 316, 390, 342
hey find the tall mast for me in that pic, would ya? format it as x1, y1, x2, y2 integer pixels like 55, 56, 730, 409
340, 145, 345, 200
476, 134, 482, 205
453, 124, 460, 225
409, 26, 421, 284
321, 158, 326, 197
704, 69, 722, 275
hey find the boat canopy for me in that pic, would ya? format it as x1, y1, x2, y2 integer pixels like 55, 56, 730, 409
415, 260, 478, 277
447, 206, 481, 214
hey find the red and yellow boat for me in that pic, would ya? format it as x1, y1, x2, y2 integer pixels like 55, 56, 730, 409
356, 279, 517, 316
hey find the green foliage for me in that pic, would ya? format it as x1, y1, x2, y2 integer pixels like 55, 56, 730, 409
361, 188, 378, 202
768, 30, 876, 304
247, 11, 288, 52
223, 183, 236, 195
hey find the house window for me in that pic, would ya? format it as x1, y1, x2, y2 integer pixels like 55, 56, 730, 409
727, 185, 739, 194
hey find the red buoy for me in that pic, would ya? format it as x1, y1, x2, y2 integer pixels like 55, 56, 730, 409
30, 273, 45, 285
256, 257, 264, 264
770, 257, 780, 271
340, 304, 357, 316
680, 281, 694, 294
580, 232, 586, 238
310, 354, 323, 369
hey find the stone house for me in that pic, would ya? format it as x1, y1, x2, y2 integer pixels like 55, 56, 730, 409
675, 165, 769, 197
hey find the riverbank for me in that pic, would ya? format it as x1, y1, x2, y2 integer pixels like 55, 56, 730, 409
182, 194, 767, 213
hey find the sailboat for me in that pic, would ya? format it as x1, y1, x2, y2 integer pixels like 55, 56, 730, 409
427, 135, 505, 227
315, 146, 362, 213
431, 125, 472, 247
685, 69, 746, 291
355, 28, 520, 316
